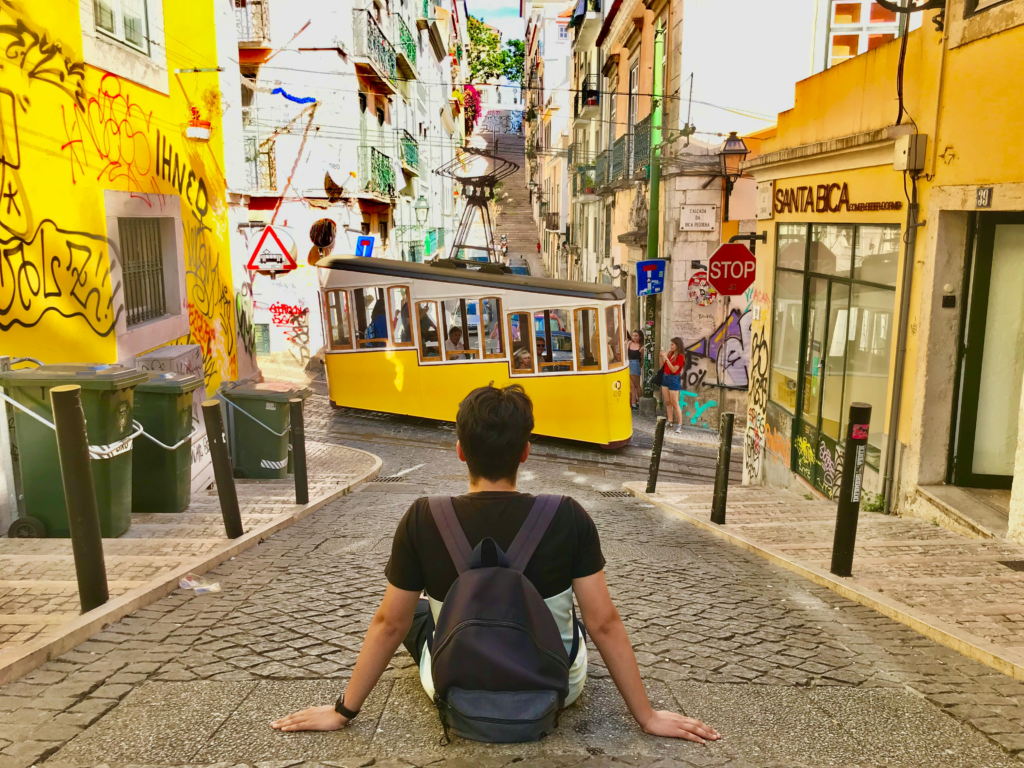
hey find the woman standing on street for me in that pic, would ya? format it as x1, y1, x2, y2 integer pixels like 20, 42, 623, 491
627, 330, 644, 411
660, 337, 686, 432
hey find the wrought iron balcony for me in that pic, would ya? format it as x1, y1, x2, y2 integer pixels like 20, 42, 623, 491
243, 134, 276, 192
396, 14, 417, 78
400, 130, 419, 174
353, 10, 397, 93
544, 211, 560, 231
574, 75, 600, 119
611, 134, 629, 182
235, 0, 270, 45
632, 114, 652, 177
359, 145, 396, 198
595, 150, 609, 187
572, 164, 597, 198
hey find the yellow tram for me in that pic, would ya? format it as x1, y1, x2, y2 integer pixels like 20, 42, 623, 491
318, 258, 632, 448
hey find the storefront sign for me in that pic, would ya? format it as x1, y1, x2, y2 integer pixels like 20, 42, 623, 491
679, 205, 717, 231
756, 181, 774, 220
773, 182, 903, 215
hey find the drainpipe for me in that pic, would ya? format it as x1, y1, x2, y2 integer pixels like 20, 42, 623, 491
883, 179, 919, 514
640, 22, 664, 413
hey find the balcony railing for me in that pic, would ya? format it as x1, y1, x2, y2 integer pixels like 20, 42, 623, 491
611, 134, 629, 182
359, 145, 396, 198
353, 9, 397, 85
396, 14, 417, 75
401, 129, 419, 172
632, 114, 652, 177
574, 74, 600, 118
243, 134, 276, 191
572, 164, 596, 197
235, 0, 269, 44
544, 211, 560, 231
595, 150, 609, 186
419, 0, 442, 22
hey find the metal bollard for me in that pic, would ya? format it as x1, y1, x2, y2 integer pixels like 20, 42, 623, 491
711, 413, 735, 525
289, 398, 308, 505
50, 385, 109, 612
830, 402, 873, 577
202, 400, 244, 539
646, 416, 668, 493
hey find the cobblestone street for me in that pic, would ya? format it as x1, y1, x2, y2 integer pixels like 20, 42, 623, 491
2, 401, 1024, 768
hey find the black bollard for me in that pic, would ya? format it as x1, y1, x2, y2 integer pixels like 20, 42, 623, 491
830, 402, 873, 577
202, 399, 244, 539
646, 416, 668, 493
50, 385, 109, 612
289, 397, 308, 505
711, 412, 734, 525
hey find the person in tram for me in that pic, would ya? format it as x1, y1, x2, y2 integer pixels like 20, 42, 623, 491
398, 300, 412, 344
445, 327, 466, 359
368, 299, 388, 347
513, 346, 533, 372
419, 304, 439, 357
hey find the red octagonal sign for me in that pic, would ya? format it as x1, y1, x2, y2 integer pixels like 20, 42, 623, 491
708, 243, 756, 296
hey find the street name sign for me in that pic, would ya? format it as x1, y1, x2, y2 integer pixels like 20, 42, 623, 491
708, 243, 756, 295
247, 225, 298, 273
637, 259, 666, 296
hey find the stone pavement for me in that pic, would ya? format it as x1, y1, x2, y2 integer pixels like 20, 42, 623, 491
1, 408, 1023, 767
0, 427, 379, 657
626, 482, 1024, 684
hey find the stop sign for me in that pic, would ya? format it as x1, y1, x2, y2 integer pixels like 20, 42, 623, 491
708, 243, 756, 295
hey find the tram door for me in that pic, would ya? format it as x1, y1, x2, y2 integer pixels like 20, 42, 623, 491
951, 213, 1024, 488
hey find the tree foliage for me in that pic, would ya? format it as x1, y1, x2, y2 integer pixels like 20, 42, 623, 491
468, 16, 525, 88
501, 39, 525, 86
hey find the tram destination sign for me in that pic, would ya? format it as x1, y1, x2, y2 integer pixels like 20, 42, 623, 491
636, 259, 666, 296
708, 243, 755, 296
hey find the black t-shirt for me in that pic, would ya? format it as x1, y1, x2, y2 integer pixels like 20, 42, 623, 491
386, 492, 606, 601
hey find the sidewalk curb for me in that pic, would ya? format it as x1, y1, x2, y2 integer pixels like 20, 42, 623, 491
0, 450, 382, 687
624, 481, 1024, 683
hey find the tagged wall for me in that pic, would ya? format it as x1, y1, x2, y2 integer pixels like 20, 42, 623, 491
0, 1, 237, 392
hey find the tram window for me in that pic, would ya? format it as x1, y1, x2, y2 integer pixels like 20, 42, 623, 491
325, 290, 352, 350
605, 305, 624, 368
416, 301, 441, 359
508, 312, 535, 374
575, 308, 601, 371
354, 287, 388, 348
388, 286, 414, 347
481, 298, 504, 358
442, 299, 480, 360
534, 309, 574, 372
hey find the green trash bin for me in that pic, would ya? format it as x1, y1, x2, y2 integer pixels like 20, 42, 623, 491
132, 372, 203, 514
220, 382, 310, 479
0, 364, 148, 538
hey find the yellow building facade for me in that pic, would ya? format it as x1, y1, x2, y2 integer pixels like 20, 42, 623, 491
742, 0, 1024, 542
0, 0, 240, 390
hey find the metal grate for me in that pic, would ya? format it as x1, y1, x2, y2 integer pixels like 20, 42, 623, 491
234, 0, 270, 43
600, 491, 633, 498
373, 476, 407, 483
632, 114, 651, 176
243, 134, 276, 191
999, 560, 1024, 572
119, 218, 165, 327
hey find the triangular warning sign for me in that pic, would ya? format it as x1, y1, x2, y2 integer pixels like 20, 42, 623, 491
247, 226, 298, 272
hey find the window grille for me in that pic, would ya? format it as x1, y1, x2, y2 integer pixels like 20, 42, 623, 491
119, 218, 166, 327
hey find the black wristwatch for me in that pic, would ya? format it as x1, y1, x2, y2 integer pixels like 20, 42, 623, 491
334, 693, 359, 720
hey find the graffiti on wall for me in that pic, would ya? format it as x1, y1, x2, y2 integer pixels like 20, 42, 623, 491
478, 110, 523, 135
687, 271, 717, 307
818, 437, 844, 500
765, 401, 793, 462
270, 300, 311, 366
235, 281, 255, 356
679, 390, 717, 427
744, 325, 769, 483
684, 307, 753, 391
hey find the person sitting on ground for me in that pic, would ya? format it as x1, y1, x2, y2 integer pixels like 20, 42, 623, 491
270, 384, 720, 744
444, 327, 466, 359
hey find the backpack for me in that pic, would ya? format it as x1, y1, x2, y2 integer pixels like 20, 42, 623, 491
427, 494, 580, 743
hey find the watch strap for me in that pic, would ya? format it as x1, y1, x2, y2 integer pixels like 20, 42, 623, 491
334, 693, 359, 720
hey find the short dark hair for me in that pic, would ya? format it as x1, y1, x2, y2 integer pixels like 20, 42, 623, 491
456, 385, 534, 482
449, 327, 462, 339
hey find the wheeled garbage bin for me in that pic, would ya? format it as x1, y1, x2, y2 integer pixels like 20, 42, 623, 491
132, 372, 203, 514
219, 382, 311, 479
0, 364, 148, 538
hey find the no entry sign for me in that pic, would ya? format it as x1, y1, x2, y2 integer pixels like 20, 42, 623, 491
708, 243, 756, 295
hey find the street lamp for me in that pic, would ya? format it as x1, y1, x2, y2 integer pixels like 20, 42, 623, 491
721, 131, 750, 223
414, 194, 430, 226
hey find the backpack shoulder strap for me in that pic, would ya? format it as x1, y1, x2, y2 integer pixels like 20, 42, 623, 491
427, 496, 473, 575
506, 494, 562, 573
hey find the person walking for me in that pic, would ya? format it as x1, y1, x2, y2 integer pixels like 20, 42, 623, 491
660, 337, 686, 432
627, 330, 644, 411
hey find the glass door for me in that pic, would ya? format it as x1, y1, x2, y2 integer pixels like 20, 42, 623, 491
952, 213, 1024, 488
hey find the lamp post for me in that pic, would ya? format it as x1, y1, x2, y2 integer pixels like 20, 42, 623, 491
414, 194, 429, 226
720, 131, 750, 224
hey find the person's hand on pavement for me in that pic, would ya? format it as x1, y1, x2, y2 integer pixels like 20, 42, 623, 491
270, 705, 348, 732
640, 710, 720, 743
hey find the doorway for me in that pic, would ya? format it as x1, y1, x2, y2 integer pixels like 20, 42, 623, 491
951, 212, 1024, 489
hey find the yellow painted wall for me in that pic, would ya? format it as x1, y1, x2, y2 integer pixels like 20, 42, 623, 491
0, 1, 236, 392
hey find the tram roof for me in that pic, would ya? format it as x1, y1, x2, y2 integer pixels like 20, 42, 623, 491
319, 258, 627, 301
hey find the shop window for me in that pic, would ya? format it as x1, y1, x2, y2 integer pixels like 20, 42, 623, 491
353, 287, 388, 347
605, 305, 624, 368
509, 312, 535, 374
575, 308, 602, 371
810, 224, 855, 277
481, 298, 505, 358
416, 301, 441, 359
853, 224, 900, 286
535, 309, 574, 372
770, 271, 804, 413
442, 299, 480, 360
388, 286, 414, 346
325, 290, 352, 350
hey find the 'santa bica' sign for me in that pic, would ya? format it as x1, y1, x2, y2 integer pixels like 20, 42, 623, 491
774, 182, 903, 214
